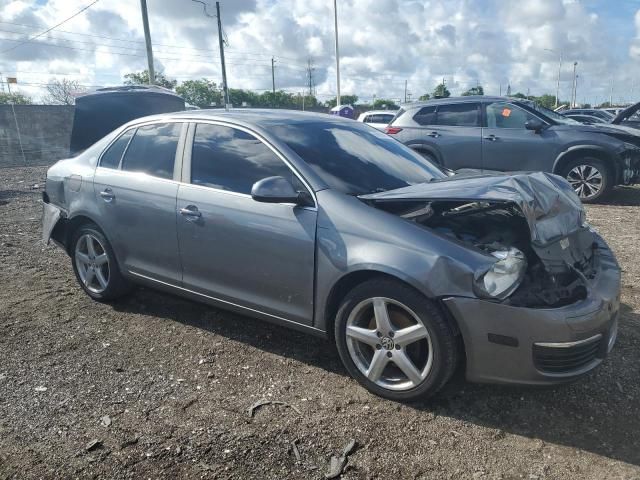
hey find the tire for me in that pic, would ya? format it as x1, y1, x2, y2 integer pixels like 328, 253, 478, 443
71, 223, 130, 302
334, 278, 459, 402
560, 157, 612, 203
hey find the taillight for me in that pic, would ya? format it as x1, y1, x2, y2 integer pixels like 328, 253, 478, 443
385, 126, 403, 135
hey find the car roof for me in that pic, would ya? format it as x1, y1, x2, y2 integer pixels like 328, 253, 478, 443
123, 108, 359, 129
400, 96, 513, 109
360, 110, 398, 116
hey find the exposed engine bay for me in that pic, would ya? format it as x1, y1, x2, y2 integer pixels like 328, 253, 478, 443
370, 199, 596, 308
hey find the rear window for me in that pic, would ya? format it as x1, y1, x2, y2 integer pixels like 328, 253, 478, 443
435, 103, 480, 127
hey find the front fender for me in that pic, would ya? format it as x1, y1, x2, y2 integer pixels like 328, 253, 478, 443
552, 144, 615, 173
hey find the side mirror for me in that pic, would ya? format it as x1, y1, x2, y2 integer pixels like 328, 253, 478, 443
251, 176, 304, 205
525, 118, 545, 133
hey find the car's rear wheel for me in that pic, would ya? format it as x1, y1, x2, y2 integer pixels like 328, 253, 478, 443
71, 224, 130, 301
334, 278, 458, 401
561, 157, 611, 203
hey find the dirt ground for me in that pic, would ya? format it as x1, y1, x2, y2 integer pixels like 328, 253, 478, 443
1, 165, 639, 480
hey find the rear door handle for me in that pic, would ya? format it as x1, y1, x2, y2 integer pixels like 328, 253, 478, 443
99, 188, 115, 202
180, 205, 202, 220
483, 134, 499, 141
427, 131, 441, 138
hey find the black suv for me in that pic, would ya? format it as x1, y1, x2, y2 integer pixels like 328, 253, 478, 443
386, 96, 640, 202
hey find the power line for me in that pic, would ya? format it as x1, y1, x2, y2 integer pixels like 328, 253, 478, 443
0, 20, 311, 66
0, 0, 100, 54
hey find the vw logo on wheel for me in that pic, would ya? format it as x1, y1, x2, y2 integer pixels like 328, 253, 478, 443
380, 336, 395, 350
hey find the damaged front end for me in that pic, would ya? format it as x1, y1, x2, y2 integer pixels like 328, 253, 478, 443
360, 172, 611, 309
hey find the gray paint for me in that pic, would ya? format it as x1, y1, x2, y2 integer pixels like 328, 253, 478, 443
42, 109, 621, 386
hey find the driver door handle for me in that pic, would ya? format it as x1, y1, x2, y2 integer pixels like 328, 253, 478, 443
483, 134, 499, 141
426, 131, 441, 138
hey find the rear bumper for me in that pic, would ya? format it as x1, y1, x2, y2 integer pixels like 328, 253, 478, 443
443, 240, 621, 386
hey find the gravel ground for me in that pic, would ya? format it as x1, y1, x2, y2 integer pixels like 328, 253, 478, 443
1, 165, 639, 480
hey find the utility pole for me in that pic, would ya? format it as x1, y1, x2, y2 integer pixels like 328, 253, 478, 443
271, 57, 276, 94
404, 80, 407, 103
571, 62, 578, 107
333, 0, 341, 107
140, 0, 155, 85
499, 83, 502, 96
609, 76, 613, 106
555, 52, 562, 107
215, 1, 230, 109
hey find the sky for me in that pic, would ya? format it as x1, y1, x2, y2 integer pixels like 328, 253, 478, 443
1, 0, 640, 105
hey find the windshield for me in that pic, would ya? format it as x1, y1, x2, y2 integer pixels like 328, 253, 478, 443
522, 102, 581, 125
270, 121, 445, 195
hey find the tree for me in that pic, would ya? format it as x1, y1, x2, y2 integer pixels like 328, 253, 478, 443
175, 79, 222, 108
418, 93, 430, 101
0, 92, 32, 104
123, 70, 177, 89
372, 98, 399, 110
433, 83, 450, 98
325, 94, 359, 108
533, 94, 557, 109
461, 85, 484, 96
43, 78, 86, 105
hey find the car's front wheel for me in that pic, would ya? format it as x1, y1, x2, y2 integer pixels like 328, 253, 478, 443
334, 278, 459, 401
561, 157, 611, 203
71, 224, 130, 301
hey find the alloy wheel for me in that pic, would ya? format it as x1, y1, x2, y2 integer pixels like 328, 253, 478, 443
566, 164, 603, 200
74, 233, 110, 294
345, 297, 434, 391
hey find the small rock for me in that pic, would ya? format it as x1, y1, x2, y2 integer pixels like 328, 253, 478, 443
34, 386, 47, 392
85, 439, 102, 452
100, 415, 112, 427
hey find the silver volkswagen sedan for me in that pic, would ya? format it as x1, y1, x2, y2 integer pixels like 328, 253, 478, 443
42, 110, 620, 401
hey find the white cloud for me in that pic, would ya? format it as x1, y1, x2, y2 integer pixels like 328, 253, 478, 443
0, 0, 637, 105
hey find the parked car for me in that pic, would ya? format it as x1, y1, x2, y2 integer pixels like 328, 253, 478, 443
612, 101, 640, 130
562, 113, 608, 124
560, 109, 614, 121
43, 110, 620, 401
357, 110, 397, 130
386, 96, 640, 202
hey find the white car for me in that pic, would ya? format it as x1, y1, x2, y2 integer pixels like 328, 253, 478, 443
357, 110, 397, 130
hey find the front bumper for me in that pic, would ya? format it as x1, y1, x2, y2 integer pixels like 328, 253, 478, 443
443, 240, 621, 386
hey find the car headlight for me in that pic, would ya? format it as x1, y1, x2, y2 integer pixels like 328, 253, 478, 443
475, 247, 527, 299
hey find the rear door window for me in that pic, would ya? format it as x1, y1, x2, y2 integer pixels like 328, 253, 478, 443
413, 106, 436, 125
121, 123, 182, 179
99, 129, 134, 169
435, 103, 480, 127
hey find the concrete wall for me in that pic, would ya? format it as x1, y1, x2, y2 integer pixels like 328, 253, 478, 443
0, 105, 74, 168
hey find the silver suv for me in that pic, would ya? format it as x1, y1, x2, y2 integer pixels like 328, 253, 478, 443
386, 96, 640, 202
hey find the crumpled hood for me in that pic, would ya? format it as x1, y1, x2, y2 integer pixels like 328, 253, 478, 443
360, 172, 584, 246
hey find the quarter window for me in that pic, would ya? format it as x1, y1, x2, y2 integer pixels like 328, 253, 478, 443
436, 103, 480, 127
121, 123, 181, 179
99, 129, 134, 169
486, 102, 537, 129
191, 123, 297, 195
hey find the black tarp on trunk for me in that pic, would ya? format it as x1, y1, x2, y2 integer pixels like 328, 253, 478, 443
70, 86, 185, 155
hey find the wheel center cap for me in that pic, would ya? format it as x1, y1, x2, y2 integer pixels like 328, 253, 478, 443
380, 336, 395, 350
